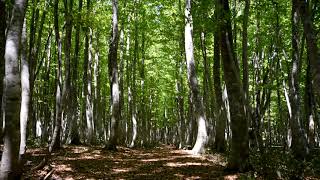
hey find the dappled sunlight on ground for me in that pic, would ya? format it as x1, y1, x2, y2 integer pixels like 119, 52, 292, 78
24, 145, 239, 179
166, 162, 212, 167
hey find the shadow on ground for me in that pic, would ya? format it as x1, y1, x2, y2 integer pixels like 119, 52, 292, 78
24, 145, 239, 179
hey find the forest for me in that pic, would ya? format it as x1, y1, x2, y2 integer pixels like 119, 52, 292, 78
0, 0, 320, 179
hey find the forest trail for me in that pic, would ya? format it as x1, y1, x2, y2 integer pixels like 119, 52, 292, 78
24, 145, 241, 179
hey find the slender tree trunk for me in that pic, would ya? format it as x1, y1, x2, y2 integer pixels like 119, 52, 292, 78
19, 18, 29, 166
86, 28, 94, 144
28, 0, 37, 139
177, 0, 186, 149
125, 23, 132, 146
0, 0, 27, 178
93, 33, 102, 141
140, 29, 147, 146
217, 0, 249, 170
119, 20, 126, 145
185, 0, 207, 155
129, 3, 139, 147
0, 0, 6, 138
50, 0, 63, 151
105, 0, 120, 150
70, 0, 82, 145
82, 0, 94, 145
242, 0, 250, 97
42, 32, 52, 144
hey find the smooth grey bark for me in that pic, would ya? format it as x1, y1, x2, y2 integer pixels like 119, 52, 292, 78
185, 0, 208, 155
139, 29, 147, 146
125, 21, 131, 145
19, 18, 29, 165
0, 0, 27, 178
106, 0, 120, 150
289, 0, 308, 159
118, 16, 126, 145
86, 28, 94, 144
82, 0, 94, 145
62, 0, 73, 143
50, 0, 63, 151
93, 33, 102, 141
0, 0, 6, 138
217, 0, 249, 170
129, 3, 139, 148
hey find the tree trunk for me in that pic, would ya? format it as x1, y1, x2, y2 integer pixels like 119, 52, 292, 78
27, 0, 38, 138
185, 0, 207, 155
86, 28, 94, 144
213, 28, 226, 153
140, 29, 147, 146
105, 0, 120, 151
289, 0, 308, 159
176, 0, 186, 149
19, 18, 29, 166
93, 33, 102, 141
0, 0, 6, 138
129, 3, 139, 148
296, 0, 320, 106
305, 56, 316, 148
0, 0, 27, 178
42, 31, 52, 144
62, 0, 73, 143
82, 0, 94, 145
242, 0, 251, 135
70, 0, 82, 145
217, 0, 249, 170
50, 0, 63, 151
119, 20, 126, 145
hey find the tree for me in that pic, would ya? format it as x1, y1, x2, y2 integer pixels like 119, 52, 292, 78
0, 0, 27, 178
289, 0, 308, 160
213, 25, 226, 153
83, 0, 95, 145
242, 0, 250, 112
19, 18, 29, 166
216, 0, 249, 170
70, 0, 83, 145
0, 0, 5, 137
185, 0, 208, 155
50, 0, 63, 151
62, 0, 73, 144
106, 0, 120, 150
298, 0, 320, 106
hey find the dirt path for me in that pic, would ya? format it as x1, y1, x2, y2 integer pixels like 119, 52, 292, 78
25, 145, 239, 179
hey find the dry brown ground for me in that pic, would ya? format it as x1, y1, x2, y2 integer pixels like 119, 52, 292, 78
23, 145, 243, 180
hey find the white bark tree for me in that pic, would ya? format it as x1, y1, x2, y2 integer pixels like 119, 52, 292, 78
106, 0, 120, 150
0, 0, 27, 178
19, 18, 29, 164
184, 0, 208, 155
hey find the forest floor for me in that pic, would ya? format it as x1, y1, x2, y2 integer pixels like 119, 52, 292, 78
23, 145, 247, 180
